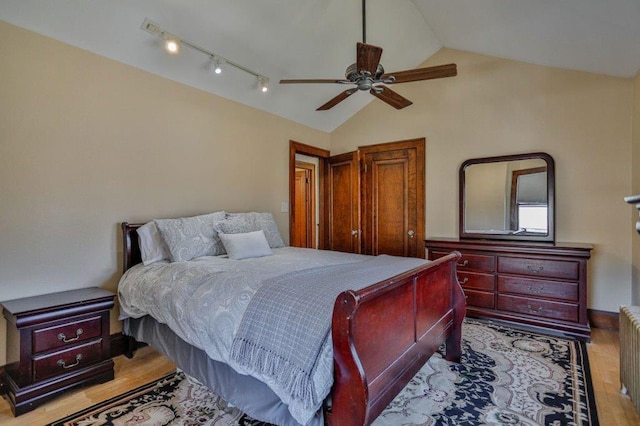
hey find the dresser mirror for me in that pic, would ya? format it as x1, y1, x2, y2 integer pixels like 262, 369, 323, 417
459, 152, 555, 242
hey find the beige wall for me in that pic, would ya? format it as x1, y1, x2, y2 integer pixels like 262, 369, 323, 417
332, 48, 634, 314
632, 71, 640, 306
0, 21, 330, 365
1, 22, 639, 367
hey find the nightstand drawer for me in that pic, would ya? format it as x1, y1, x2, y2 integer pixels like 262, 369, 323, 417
498, 276, 578, 301
32, 339, 103, 382
498, 257, 579, 280
32, 316, 103, 353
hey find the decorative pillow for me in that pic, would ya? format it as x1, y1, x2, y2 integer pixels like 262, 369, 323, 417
137, 221, 170, 265
219, 230, 273, 260
155, 211, 226, 262
223, 212, 285, 248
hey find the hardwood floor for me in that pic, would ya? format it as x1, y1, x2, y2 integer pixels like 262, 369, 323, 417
0, 346, 176, 426
589, 328, 640, 425
0, 329, 638, 425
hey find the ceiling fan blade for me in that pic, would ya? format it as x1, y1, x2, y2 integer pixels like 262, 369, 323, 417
280, 79, 349, 84
370, 86, 413, 110
357, 42, 383, 75
317, 89, 357, 111
383, 63, 457, 84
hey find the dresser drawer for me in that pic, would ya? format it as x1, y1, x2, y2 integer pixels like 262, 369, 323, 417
498, 276, 578, 301
464, 289, 495, 309
497, 294, 578, 322
498, 257, 579, 280
432, 250, 495, 272
457, 253, 495, 272
32, 339, 103, 382
458, 271, 495, 292
32, 316, 103, 353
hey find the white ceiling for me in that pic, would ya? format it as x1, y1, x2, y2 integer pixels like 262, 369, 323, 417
2, 0, 640, 132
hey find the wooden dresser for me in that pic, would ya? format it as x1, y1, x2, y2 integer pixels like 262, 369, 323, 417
1, 287, 115, 415
424, 238, 592, 341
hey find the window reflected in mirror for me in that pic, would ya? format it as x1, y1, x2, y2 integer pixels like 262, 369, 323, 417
510, 166, 547, 233
460, 152, 554, 242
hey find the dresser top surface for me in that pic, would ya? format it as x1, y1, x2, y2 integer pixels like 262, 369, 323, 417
425, 237, 592, 256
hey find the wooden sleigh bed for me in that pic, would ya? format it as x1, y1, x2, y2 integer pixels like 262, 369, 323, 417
120, 221, 466, 425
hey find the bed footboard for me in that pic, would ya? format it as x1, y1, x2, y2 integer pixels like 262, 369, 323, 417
328, 251, 464, 426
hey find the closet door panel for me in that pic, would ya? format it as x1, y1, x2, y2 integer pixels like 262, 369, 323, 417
360, 139, 425, 257
328, 151, 360, 253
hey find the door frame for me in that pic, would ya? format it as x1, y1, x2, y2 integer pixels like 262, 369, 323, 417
289, 141, 330, 249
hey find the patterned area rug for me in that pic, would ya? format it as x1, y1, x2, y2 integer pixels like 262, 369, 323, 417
48, 320, 598, 426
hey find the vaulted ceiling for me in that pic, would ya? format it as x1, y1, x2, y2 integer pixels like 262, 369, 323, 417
2, 0, 640, 132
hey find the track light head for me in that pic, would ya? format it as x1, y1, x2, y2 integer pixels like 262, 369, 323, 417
211, 56, 224, 74
258, 76, 269, 93
164, 37, 180, 54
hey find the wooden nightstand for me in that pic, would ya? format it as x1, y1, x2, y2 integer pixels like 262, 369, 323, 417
1, 287, 115, 416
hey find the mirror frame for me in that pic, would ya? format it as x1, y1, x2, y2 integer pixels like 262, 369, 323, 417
459, 152, 555, 242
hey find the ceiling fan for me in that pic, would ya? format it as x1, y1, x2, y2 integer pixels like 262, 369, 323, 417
279, 0, 457, 111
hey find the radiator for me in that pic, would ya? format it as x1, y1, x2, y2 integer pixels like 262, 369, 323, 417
621, 305, 640, 413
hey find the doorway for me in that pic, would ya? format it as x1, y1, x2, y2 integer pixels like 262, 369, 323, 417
289, 141, 330, 249
292, 161, 317, 248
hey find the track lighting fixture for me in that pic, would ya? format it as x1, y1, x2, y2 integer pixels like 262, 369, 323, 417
211, 56, 224, 75
141, 18, 268, 93
258, 76, 269, 93
164, 37, 180, 54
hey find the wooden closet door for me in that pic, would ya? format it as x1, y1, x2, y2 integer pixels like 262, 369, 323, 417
360, 139, 425, 257
327, 151, 361, 253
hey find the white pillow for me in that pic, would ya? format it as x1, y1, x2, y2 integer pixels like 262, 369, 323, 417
137, 221, 170, 265
219, 230, 273, 260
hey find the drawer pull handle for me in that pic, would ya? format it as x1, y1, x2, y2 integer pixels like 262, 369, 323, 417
526, 265, 544, 273
458, 277, 469, 284
527, 304, 543, 314
58, 328, 83, 343
57, 354, 83, 369
527, 285, 544, 294
457, 260, 469, 267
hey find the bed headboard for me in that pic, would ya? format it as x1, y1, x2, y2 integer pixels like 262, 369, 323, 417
122, 222, 144, 273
